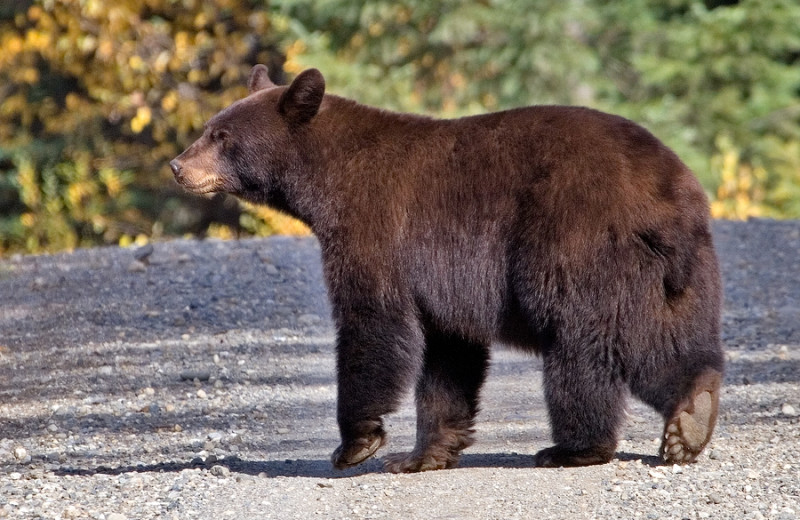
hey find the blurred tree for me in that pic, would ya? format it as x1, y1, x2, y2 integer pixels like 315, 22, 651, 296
592, 0, 800, 217
0, 0, 302, 254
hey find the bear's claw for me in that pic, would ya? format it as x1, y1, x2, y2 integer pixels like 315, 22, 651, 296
331, 434, 385, 469
660, 370, 721, 464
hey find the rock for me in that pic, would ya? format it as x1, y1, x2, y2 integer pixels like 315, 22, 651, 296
781, 403, 797, 417
133, 243, 154, 262
13, 446, 27, 461
107, 513, 127, 520
210, 465, 230, 478
297, 313, 319, 326
127, 260, 147, 273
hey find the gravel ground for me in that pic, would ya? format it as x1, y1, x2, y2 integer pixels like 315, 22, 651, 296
0, 219, 798, 520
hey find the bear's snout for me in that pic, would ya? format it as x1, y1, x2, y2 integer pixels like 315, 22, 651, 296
169, 159, 183, 179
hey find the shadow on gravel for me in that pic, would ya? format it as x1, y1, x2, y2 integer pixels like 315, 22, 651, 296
51, 456, 382, 479
50, 451, 667, 479
724, 357, 800, 385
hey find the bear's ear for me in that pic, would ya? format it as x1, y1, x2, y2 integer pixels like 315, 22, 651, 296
248, 64, 276, 93
278, 68, 325, 125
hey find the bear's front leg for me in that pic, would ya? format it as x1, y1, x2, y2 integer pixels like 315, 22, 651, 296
384, 329, 490, 473
330, 302, 424, 470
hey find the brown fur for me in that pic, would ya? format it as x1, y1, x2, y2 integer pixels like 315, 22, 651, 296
171, 66, 724, 473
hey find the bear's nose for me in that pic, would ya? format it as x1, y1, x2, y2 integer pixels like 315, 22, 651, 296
170, 160, 182, 178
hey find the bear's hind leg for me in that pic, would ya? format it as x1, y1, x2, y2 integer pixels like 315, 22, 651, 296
384, 330, 490, 473
627, 341, 723, 464
534, 344, 626, 468
657, 368, 722, 464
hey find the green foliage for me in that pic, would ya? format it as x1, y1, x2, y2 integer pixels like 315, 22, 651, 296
1, 0, 799, 254
593, 0, 800, 216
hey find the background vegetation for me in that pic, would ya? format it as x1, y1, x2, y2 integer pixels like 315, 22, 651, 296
1, 0, 799, 255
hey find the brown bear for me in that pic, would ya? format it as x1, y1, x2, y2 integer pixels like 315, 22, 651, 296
171, 65, 724, 473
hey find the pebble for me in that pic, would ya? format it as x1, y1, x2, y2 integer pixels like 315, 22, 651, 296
127, 260, 147, 273
107, 514, 127, 520
13, 446, 27, 461
196, 389, 208, 399
133, 243, 154, 263
210, 465, 231, 478
781, 403, 797, 416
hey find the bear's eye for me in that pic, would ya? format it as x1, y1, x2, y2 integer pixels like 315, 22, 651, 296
210, 129, 229, 143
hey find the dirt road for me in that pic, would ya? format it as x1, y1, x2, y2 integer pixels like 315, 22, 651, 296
0, 220, 798, 519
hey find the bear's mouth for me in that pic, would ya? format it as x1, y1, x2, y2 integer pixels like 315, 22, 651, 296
180, 176, 222, 194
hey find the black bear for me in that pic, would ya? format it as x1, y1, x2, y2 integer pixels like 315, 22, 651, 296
171, 65, 724, 473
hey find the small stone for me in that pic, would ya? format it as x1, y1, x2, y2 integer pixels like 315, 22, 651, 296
708, 493, 723, 504
13, 446, 27, 461
297, 314, 319, 326
98, 365, 114, 376
9, 472, 21, 480
672, 464, 683, 474
747, 469, 760, 479
276, 427, 290, 435
196, 389, 208, 399
781, 403, 797, 417
133, 243, 154, 263
127, 260, 147, 273
210, 465, 230, 478
107, 514, 127, 520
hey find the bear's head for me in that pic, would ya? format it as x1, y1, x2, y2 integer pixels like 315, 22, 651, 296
170, 65, 325, 205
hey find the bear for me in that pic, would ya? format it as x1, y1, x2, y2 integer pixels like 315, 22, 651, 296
170, 65, 724, 473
